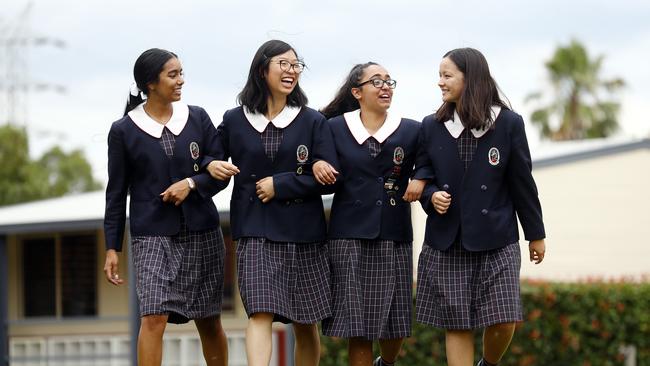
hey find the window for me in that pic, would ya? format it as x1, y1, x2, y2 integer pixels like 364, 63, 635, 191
22, 233, 97, 318
23, 238, 56, 317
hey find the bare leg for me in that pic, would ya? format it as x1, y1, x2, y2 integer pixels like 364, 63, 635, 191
482, 322, 516, 364
293, 322, 320, 366
138, 314, 168, 366
195, 315, 228, 366
348, 337, 373, 366
245, 312, 274, 366
378, 338, 404, 364
445, 329, 474, 366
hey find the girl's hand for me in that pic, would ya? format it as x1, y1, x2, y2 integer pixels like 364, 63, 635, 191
403, 179, 426, 202
529, 239, 546, 264
431, 190, 451, 214
103, 249, 124, 286
312, 160, 339, 185
207, 160, 240, 180
256, 177, 275, 203
160, 179, 191, 206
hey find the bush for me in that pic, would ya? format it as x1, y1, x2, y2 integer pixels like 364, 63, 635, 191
319, 280, 650, 365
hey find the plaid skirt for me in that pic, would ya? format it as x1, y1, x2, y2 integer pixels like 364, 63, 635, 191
237, 237, 331, 324
131, 224, 225, 324
322, 239, 413, 340
416, 241, 523, 330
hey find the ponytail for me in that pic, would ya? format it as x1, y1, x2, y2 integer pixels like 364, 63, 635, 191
320, 62, 377, 119
122, 48, 178, 116
123, 83, 145, 116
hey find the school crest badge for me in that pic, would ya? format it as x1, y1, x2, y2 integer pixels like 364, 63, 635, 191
296, 144, 309, 163
393, 147, 404, 165
488, 147, 500, 166
190, 142, 200, 160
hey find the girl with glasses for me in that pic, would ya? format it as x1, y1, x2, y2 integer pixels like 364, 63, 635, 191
415, 48, 546, 366
104, 48, 229, 366
205, 39, 337, 366
315, 62, 429, 366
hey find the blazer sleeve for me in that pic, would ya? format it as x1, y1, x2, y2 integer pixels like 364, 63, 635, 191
274, 114, 339, 200
413, 123, 435, 180
104, 122, 129, 252
191, 108, 230, 198
506, 115, 546, 241
414, 119, 440, 215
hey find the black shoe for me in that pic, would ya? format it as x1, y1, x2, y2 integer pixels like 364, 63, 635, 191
374, 357, 394, 366
477, 359, 496, 366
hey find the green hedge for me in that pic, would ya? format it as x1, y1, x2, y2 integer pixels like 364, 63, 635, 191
319, 281, 650, 365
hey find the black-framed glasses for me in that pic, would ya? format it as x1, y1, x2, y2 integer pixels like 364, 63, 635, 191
357, 78, 397, 89
275, 60, 306, 73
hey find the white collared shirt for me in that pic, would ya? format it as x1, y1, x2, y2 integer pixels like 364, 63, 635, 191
243, 105, 302, 133
443, 106, 502, 139
343, 109, 402, 145
128, 102, 190, 138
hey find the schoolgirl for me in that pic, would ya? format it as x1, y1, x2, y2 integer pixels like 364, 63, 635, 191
205, 40, 337, 366
104, 48, 229, 366
315, 62, 427, 366
415, 48, 546, 366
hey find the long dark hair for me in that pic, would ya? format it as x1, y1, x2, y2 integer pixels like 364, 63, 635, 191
320, 62, 378, 119
237, 40, 308, 115
435, 48, 509, 129
124, 48, 178, 116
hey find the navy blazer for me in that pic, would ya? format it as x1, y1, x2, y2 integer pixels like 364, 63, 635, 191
327, 116, 422, 241
211, 106, 337, 243
104, 105, 228, 251
417, 108, 545, 251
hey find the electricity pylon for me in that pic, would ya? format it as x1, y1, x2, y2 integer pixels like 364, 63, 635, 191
0, 2, 66, 125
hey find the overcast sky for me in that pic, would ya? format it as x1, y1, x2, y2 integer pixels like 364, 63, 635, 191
2, 0, 649, 183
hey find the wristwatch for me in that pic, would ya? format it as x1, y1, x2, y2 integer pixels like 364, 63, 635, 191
186, 177, 196, 190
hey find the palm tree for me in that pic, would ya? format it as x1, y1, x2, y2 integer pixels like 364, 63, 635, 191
526, 39, 625, 140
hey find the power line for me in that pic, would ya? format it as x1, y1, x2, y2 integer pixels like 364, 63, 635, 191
0, 2, 66, 126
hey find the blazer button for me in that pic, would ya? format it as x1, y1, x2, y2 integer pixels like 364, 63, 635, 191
354, 200, 362, 206
481, 209, 488, 215
442, 184, 450, 190
249, 197, 254, 202
285, 200, 291, 206
376, 200, 383, 206
250, 174, 257, 179
481, 185, 487, 191
377, 177, 384, 183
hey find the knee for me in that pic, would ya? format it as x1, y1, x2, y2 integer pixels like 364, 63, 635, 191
196, 315, 224, 336
140, 315, 167, 334
487, 322, 516, 336
292, 323, 317, 339
249, 312, 274, 325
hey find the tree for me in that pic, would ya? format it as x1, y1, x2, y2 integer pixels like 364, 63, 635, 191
0, 124, 101, 206
526, 39, 625, 141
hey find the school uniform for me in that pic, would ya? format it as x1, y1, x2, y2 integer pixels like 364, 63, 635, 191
211, 105, 337, 324
414, 106, 545, 329
321, 110, 422, 340
104, 102, 228, 324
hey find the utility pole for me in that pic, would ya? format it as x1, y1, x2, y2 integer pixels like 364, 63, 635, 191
0, 2, 66, 126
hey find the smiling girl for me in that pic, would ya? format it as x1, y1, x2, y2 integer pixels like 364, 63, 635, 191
205, 40, 337, 366
104, 48, 229, 366
316, 62, 428, 366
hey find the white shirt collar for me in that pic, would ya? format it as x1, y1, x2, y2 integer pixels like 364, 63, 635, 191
343, 109, 402, 145
128, 102, 189, 138
443, 105, 502, 139
243, 105, 302, 133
